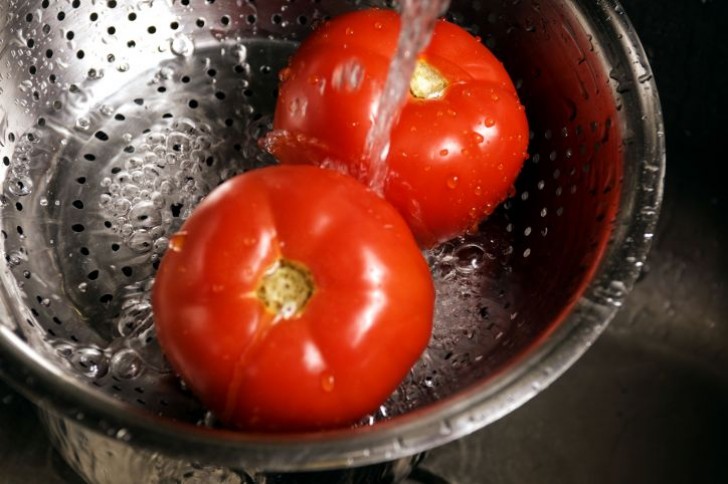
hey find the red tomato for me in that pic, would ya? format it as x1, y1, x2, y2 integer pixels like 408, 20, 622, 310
152, 165, 434, 431
267, 9, 529, 247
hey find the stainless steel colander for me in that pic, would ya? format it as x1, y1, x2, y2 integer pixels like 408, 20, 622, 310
0, 0, 664, 483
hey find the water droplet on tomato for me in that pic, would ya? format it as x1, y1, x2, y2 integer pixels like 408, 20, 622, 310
321, 373, 335, 392
332, 60, 364, 92
471, 132, 485, 144
345, 27, 355, 36
484, 117, 496, 128
439, 149, 449, 157
289, 97, 308, 117
447, 176, 459, 189
474, 185, 483, 195
490, 93, 500, 102
279, 67, 292, 83
374, 22, 383, 30
169, 231, 187, 252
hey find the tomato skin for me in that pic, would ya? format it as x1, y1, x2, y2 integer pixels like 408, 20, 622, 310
270, 9, 529, 247
152, 165, 433, 431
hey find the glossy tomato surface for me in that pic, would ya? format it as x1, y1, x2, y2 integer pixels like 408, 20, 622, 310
269, 9, 529, 247
152, 165, 434, 431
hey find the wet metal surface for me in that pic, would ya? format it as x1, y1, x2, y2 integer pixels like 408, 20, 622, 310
1, 0, 726, 482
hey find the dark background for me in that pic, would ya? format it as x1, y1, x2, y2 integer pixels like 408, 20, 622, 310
2, 0, 727, 482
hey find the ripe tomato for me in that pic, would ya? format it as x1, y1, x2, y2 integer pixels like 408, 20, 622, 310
152, 165, 434, 431
267, 9, 529, 247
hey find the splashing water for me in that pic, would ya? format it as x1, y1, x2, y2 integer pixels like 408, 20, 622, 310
364, 0, 451, 194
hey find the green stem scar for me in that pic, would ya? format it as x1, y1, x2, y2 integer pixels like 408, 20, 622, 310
410, 60, 448, 99
256, 259, 314, 319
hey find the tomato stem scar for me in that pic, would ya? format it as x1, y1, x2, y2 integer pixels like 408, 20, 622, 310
410, 60, 447, 100
256, 259, 314, 319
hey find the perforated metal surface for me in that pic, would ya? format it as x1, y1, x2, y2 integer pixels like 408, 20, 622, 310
0, 0, 663, 480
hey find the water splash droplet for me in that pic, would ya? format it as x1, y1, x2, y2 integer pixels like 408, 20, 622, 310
170, 34, 194, 56
111, 349, 144, 379
75, 116, 91, 131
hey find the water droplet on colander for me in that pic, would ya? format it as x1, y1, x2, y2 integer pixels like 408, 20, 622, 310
129, 201, 162, 229
117, 62, 130, 72
111, 198, 132, 216
159, 180, 173, 195
99, 104, 115, 116
114, 428, 131, 442
170, 34, 194, 57
53, 342, 75, 358
167, 132, 191, 153
128, 230, 153, 253
234, 44, 248, 64
150, 191, 165, 208
149, 225, 165, 240
453, 243, 486, 273
87, 68, 104, 80
19, 80, 33, 93
78, 282, 88, 293
110, 349, 144, 379
120, 224, 134, 238
71, 348, 109, 379
7, 175, 33, 196
153, 237, 169, 254
155, 66, 175, 82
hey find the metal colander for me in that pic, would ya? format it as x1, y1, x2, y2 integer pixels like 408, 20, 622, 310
0, 0, 664, 483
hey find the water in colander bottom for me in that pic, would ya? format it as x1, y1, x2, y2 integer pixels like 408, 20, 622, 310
3, 34, 519, 425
